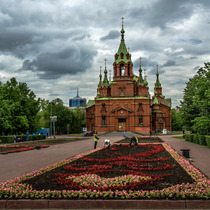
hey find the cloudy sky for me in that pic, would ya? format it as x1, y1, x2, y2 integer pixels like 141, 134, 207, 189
0, 0, 210, 108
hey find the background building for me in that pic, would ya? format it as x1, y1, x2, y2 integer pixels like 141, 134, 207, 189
69, 88, 86, 110
86, 20, 171, 134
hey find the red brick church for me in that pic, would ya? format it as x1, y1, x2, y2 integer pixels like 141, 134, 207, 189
86, 20, 171, 134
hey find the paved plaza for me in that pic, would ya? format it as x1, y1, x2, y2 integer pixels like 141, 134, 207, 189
0, 132, 209, 183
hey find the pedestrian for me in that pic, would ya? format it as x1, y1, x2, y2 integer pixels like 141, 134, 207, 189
182, 129, 185, 135
123, 130, 126, 137
13, 134, 17, 143
104, 139, 111, 149
149, 130, 152, 137
26, 131, 29, 141
130, 136, 138, 147
155, 129, 158, 136
93, 131, 99, 149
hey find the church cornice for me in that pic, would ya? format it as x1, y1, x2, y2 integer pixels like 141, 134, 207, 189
111, 106, 133, 113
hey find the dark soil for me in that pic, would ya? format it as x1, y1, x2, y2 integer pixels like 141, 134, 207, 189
117, 137, 164, 143
22, 144, 194, 192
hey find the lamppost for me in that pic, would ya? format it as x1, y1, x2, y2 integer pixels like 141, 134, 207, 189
50, 116, 57, 139
49, 101, 55, 138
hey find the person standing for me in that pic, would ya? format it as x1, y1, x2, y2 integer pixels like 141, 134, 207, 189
123, 130, 126, 137
26, 131, 29, 141
94, 131, 99, 149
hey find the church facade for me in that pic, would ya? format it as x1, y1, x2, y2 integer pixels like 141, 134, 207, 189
86, 21, 171, 134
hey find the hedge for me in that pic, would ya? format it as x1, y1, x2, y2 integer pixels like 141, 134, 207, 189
206, 136, 210, 148
184, 134, 209, 147
198, 135, 207, 146
185, 134, 191, 141
0, 135, 45, 144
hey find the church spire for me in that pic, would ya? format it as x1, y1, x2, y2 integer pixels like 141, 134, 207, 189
137, 57, 144, 86
155, 64, 162, 88
98, 66, 103, 89
103, 58, 109, 87
115, 17, 131, 65
121, 17, 125, 40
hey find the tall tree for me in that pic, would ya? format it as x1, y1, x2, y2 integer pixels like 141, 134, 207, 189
0, 78, 40, 135
171, 108, 183, 131
41, 98, 86, 135
180, 63, 210, 135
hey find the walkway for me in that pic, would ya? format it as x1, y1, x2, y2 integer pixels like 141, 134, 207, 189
160, 134, 210, 179
0, 135, 124, 183
0, 133, 209, 184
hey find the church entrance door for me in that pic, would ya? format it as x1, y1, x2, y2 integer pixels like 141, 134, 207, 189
118, 119, 126, 131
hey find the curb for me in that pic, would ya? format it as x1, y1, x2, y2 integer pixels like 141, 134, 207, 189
0, 200, 210, 209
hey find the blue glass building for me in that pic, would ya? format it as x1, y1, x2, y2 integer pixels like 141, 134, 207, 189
69, 88, 86, 108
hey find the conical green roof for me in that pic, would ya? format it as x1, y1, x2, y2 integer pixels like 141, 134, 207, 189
153, 96, 159, 105
155, 65, 162, 88
115, 22, 132, 64
98, 66, 103, 89
103, 67, 109, 87
137, 58, 144, 86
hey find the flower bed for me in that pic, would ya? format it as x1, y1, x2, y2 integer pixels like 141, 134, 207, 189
0, 143, 209, 200
0, 145, 49, 154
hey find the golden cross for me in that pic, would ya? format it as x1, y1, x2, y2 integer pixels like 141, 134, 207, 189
100, 66, 102, 74
139, 57, 142, 66
157, 64, 159, 72
104, 58, 107, 67
121, 17, 124, 27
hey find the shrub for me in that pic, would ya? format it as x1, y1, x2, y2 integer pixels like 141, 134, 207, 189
0, 135, 45, 144
184, 134, 191, 141
199, 135, 207, 146
205, 136, 210, 148
0, 136, 14, 143
190, 134, 194, 142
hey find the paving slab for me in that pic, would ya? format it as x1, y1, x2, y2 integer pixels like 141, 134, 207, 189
0, 135, 124, 183
160, 134, 210, 178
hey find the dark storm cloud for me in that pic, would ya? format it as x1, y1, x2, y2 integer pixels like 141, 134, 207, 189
189, 39, 202, 45
19, 45, 98, 79
100, 30, 120, 41
128, 0, 210, 29
161, 60, 176, 68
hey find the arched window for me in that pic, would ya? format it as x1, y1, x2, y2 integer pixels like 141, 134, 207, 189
102, 116, 106, 125
120, 53, 124, 59
128, 64, 130, 76
120, 64, 125, 76
139, 115, 143, 125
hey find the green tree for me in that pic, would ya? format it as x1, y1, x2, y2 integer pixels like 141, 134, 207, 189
171, 108, 183, 131
0, 77, 40, 135
40, 98, 86, 135
180, 62, 210, 135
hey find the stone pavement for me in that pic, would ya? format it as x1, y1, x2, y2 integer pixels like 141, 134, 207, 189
0, 133, 209, 183
0, 135, 124, 183
0, 133, 210, 209
160, 134, 210, 179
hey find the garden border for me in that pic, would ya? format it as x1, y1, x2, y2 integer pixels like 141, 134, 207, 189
0, 199, 210, 209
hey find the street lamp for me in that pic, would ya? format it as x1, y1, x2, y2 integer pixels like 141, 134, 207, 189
49, 101, 55, 138
50, 116, 57, 139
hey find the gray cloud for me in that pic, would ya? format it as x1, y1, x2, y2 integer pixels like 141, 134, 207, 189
72, 34, 91, 41
19, 45, 98, 79
100, 30, 120, 41
0, 0, 209, 108
161, 60, 176, 68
